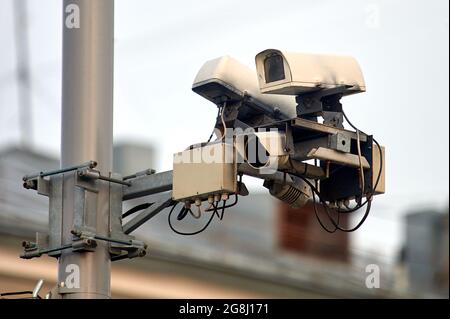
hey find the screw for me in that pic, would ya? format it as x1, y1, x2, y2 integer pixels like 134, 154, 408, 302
71, 229, 81, 237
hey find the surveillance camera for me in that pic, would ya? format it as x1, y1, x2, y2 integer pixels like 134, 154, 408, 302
264, 176, 312, 209
185, 52, 384, 208
192, 55, 297, 122
255, 49, 366, 96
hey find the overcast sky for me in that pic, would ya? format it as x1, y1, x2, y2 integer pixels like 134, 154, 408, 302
0, 0, 448, 258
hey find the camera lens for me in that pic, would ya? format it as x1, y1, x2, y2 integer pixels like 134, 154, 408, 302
264, 54, 285, 83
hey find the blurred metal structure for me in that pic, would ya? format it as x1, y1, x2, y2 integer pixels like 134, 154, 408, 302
13, 0, 32, 147
0, 279, 44, 299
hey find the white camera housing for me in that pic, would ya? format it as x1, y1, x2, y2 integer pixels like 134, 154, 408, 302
192, 55, 297, 120
255, 49, 366, 96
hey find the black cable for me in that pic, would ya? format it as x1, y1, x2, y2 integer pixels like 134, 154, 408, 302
342, 110, 383, 196
301, 176, 372, 232
168, 201, 218, 236
177, 207, 188, 221
331, 135, 382, 214
205, 194, 238, 212
310, 159, 338, 233
334, 138, 382, 214
212, 201, 221, 219
168, 193, 239, 235
189, 206, 202, 219
220, 200, 227, 220
330, 110, 383, 213
122, 203, 153, 219
307, 164, 375, 231
308, 112, 384, 216
0, 291, 33, 297
310, 188, 338, 233
302, 109, 383, 232
206, 105, 223, 143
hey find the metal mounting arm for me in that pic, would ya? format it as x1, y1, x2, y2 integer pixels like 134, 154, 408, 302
123, 192, 175, 234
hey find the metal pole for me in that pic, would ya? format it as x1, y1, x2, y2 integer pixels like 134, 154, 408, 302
60, 0, 114, 298
13, 0, 32, 148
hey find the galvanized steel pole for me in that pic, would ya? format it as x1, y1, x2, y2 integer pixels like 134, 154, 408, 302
59, 0, 114, 298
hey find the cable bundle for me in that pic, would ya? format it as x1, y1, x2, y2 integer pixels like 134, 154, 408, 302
299, 110, 384, 233
168, 194, 239, 236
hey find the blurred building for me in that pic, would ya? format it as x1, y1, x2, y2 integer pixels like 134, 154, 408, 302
402, 209, 449, 297
0, 144, 414, 298
0, 146, 55, 237
278, 202, 350, 262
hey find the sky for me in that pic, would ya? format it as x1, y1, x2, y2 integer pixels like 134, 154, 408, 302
0, 0, 449, 259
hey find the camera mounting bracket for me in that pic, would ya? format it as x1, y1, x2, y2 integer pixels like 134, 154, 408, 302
295, 85, 350, 128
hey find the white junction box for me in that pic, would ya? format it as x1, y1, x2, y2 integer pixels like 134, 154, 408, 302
172, 143, 237, 202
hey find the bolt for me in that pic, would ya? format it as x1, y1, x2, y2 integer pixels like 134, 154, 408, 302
23, 180, 36, 189
22, 241, 30, 248
273, 107, 281, 117
71, 229, 81, 237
